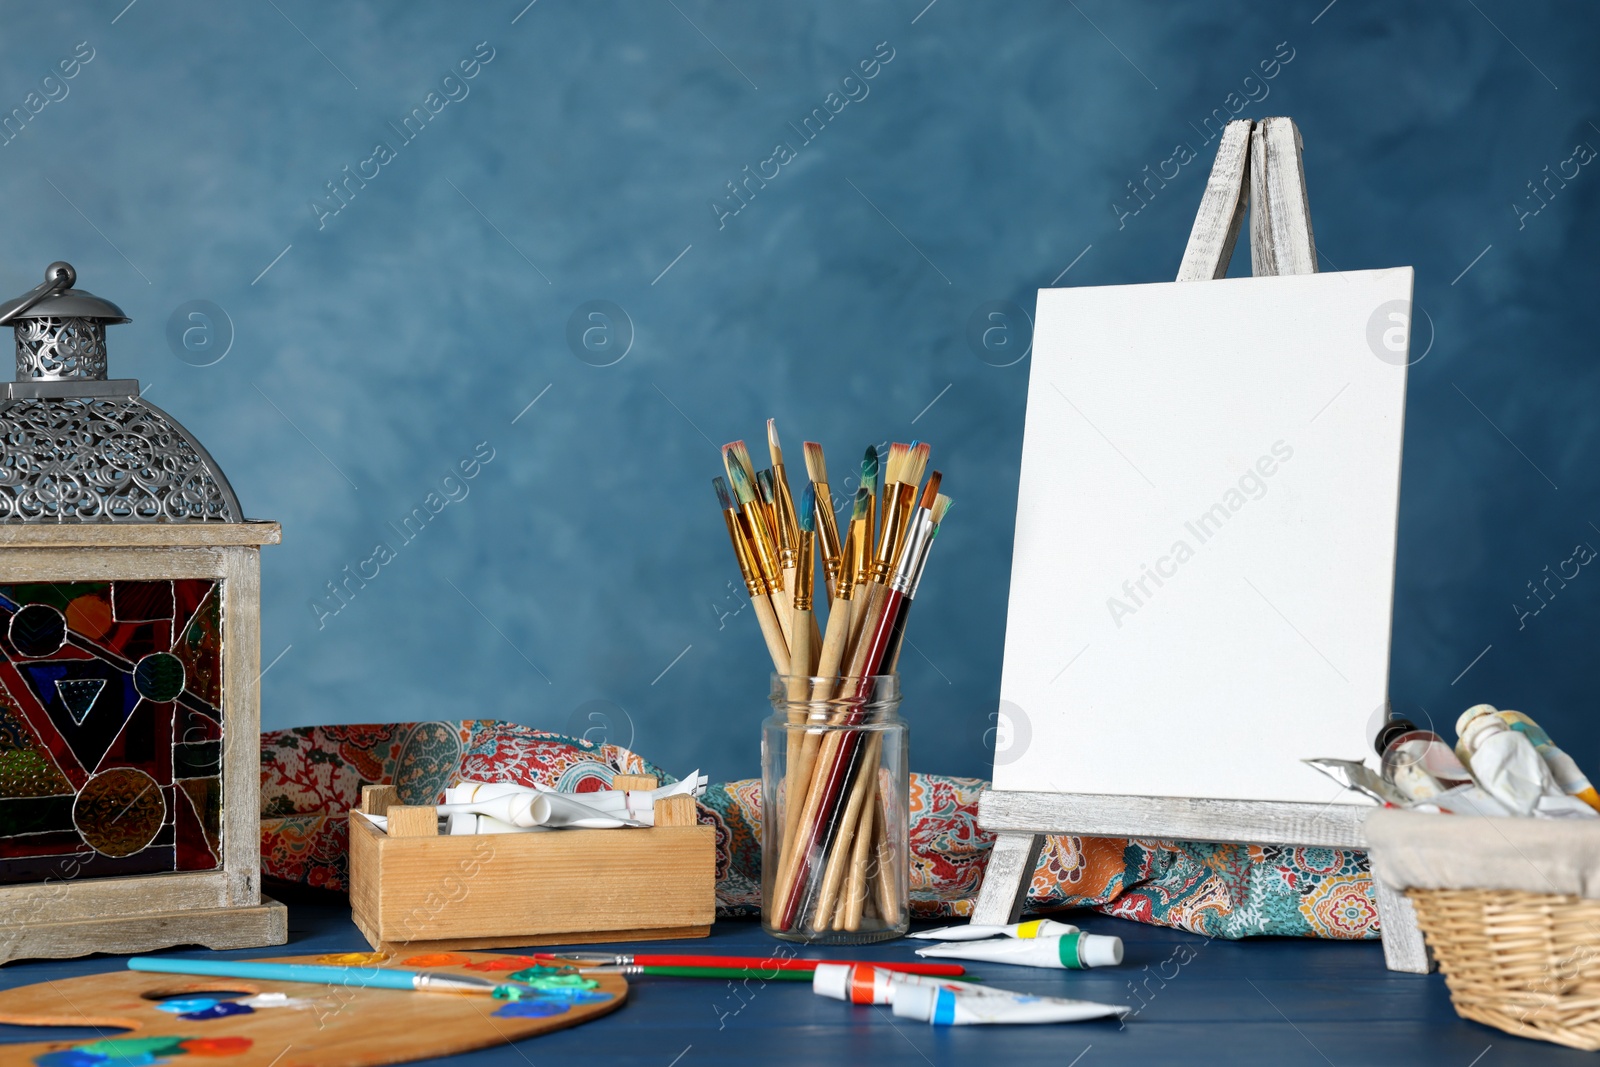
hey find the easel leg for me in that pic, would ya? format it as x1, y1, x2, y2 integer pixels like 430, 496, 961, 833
1372, 878, 1432, 973
970, 832, 1044, 925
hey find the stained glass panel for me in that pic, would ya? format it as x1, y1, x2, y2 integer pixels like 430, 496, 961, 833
0, 579, 224, 885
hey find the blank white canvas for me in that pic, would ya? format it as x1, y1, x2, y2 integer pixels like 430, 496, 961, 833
993, 268, 1412, 803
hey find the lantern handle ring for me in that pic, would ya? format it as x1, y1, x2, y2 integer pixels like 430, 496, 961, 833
0, 262, 76, 327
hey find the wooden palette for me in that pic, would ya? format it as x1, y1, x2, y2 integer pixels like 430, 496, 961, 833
0, 952, 626, 1067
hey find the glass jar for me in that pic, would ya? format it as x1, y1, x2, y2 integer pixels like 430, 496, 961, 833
762, 673, 908, 943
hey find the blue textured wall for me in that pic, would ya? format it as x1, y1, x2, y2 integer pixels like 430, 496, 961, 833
1, 3, 1595, 785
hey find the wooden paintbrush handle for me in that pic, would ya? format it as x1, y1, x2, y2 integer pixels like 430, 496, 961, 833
810, 731, 880, 931
751, 594, 790, 675
841, 769, 877, 930
872, 783, 898, 921
779, 610, 814, 872
777, 564, 797, 646
770, 726, 843, 924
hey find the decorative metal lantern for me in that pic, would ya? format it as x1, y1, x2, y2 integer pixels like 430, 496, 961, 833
0, 263, 284, 962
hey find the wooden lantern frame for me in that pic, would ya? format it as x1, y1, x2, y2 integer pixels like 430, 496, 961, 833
0, 522, 286, 963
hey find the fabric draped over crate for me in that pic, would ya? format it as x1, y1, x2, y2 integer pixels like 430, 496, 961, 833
259, 720, 1378, 940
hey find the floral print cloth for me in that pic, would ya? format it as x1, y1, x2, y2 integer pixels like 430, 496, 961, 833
260, 721, 1378, 940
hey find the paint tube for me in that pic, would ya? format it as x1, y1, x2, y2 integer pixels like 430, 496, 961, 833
891, 983, 1128, 1025
448, 774, 708, 825
1457, 706, 1600, 813
908, 918, 1080, 942
1301, 758, 1409, 806
812, 964, 1012, 1005
915, 932, 1123, 969
1374, 718, 1473, 802
1455, 715, 1554, 816
1407, 783, 1512, 818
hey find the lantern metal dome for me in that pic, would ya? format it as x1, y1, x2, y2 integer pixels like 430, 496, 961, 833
0, 262, 242, 523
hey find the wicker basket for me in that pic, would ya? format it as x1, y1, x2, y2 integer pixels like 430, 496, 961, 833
1366, 809, 1600, 1050
1408, 888, 1600, 1051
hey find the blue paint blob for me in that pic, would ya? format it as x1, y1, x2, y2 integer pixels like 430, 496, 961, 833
33, 1051, 107, 1067
178, 1000, 254, 1021
494, 999, 569, 1018
542, 989, 613, 1005
154, 997, 218, 1014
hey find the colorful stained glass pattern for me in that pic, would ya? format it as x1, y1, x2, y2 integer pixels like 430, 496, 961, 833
0, 579, 224, 885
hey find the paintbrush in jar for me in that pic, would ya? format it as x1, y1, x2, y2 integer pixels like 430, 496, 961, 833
885, 443, 931, 575
779, 484, 820, 854
724, 442, 783, 597
714, 477, 789, 675
803, 442, 845, 600
756, 468, 796, 646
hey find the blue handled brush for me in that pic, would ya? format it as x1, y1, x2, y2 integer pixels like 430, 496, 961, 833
128, 957, 503, 995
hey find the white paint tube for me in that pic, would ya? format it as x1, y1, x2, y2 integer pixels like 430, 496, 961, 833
447, 773, 707, 825
915, 932, 1123, 969
446, 813, 550, 835
1457, 706, 1600, 813
434, 792, 646, 829
891, 983, 1128, 1025
811, 964, 1014, 1005
1457, 716, 1555, 816
908, 918, 1080, 942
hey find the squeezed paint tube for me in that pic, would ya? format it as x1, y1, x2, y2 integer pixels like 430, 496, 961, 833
891, 983, 1128, 1025
1302, 759, 1409, 806
1374, 718, 1474, 802
363, 795, 644, 832
811, 964, 1010, 1005
1456, 715, 1555, 816
908, 918, 1080, 942
915, 932, 1123, 969
1457, 706, 1600, 813
447, 774, 708, 825
436, 792, 646, 829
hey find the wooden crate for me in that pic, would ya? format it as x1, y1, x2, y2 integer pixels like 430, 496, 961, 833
349, 776, 716, 954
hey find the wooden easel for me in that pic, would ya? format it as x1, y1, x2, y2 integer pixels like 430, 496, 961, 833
970, 117, 1431, 974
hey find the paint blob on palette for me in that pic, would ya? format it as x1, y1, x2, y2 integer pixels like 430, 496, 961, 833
0, 579, 225, 886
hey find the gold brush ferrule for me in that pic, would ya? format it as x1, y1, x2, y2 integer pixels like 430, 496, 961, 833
894, 481, 919, 547
838, 518, 864, 604
835, 521, 859, 602
813, 480, 844, 584
772, 463, 801, 554
860, 494, 877, 585
794, 530, 816, 613
723, 511, 765, 596
739, 507, 783, 592
871, 486, 906, 583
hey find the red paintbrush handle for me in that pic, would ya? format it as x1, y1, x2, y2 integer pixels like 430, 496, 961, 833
632, 954, 964, 977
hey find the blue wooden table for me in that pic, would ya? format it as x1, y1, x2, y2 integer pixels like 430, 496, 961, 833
1, 902, 1585, 1065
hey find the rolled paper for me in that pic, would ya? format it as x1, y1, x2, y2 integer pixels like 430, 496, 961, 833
908, 918, 1081, 942
915, 932, 1123, 970
891, 983, 1129, 1025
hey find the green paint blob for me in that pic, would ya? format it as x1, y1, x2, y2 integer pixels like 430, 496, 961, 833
79, 1035, 191, 1057
506, 967, 599, 992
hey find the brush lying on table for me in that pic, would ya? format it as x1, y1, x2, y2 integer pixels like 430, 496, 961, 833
713, 422, 952, 935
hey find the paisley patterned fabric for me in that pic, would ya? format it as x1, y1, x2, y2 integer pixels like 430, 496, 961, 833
259, 721, 1378, 940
